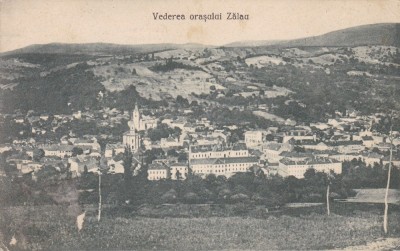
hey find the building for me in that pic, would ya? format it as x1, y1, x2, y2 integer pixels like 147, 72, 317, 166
105, 143, 126, 158
160, 137, 183, 149
188, 143, 258, 177
189, 143, 249, 161
123, 105, 141, 152
107, 155, 125, 174
42, 145, 74, 158
190, 156, 259, 178
68, 156, 99, 177
147, 161, 170, 181
170, 162, 188, 180
73, 138, 101, 151
278, 157, 342, 179
262, 142, 293, 162
244, 130, 267, 148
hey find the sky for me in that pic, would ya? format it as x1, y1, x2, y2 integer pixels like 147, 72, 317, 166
0, 0, 399, 52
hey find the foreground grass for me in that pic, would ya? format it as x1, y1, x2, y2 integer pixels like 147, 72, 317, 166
0, 204, 399, 250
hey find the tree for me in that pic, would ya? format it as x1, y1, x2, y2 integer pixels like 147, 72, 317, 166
304, 168, 316, 180
175, 170, 182, 180
72, 147, 83, 157
167, 149, 179, 157
123, 147, 133, 185
33, 149, 45, 162
83, 165, 88, 175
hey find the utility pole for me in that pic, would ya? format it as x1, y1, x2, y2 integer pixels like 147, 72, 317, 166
98, 171, 102, 222
326, 181, 330, 216
98, 155, 106, 222
383, 124, 394, 234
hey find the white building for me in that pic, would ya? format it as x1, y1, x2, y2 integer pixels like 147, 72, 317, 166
105, 143, 126, 158
160, 137, 183, 148
43, 145, 74, 158
245, 130, 267, 148
190, 156, 259, 178
262, 142, 293, 162
147, 162, 170, 181
189, 143, 249, 161
73, 138, 101, 151
278, 157, 342, 179
68, 156, 99, 177
170, 162, 188, 180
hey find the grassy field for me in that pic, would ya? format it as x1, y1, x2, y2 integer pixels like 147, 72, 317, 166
1, 203, 399, 250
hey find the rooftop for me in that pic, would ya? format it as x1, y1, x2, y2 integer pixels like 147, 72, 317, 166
190, 156, 258, 166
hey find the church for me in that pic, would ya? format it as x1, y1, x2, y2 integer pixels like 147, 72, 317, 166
123, 104, 141, 152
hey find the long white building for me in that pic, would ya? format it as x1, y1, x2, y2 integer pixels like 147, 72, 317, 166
278, 157, 342, 179
190, 156, 258, 178
189, 143, 259, 178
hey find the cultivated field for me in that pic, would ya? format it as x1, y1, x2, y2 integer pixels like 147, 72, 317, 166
1, 203, 399, 250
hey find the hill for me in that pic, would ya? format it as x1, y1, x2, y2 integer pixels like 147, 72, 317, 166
281, 23, 400, 47
227, 23, 400, 48
0, 42, 209, 56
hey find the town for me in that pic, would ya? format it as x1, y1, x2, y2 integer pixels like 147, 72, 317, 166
1, 100, 399, 181
0, 18, 400, 250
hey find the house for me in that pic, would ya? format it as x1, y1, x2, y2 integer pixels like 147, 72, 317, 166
302, 141, 330, 151
183, 123, 197, 133
281, 126, 314, 143
14, 117, 25, 124
279, 151, 314, 162
262, 162, 279, 176
0, 144, 12, 153
68, 156, 99, 177
376, 142, 393, 152
43, 145, 74, 158
329, 141, 364, 154
107, 155, 125, 174
278, 157, 342, 179
39, 114, 49, 121
195, 136, 221, 146
170, 162, 188, 180
310, 122, 330, 130
160, 137, 182, 148
262, 142, 293, 162
361, 152, 383, 166
382, 155, 400, 167
244, 130, 267, 148
147, 161, 170, 181
73, 111, 82, 119
329, 153, 361, 162
105, 143, 126, 158
362, 136, 375, 148
19, 161, 43, 174
73, 138, 101, 151
330, 135, 351, 142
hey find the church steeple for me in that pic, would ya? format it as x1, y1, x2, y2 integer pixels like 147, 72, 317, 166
123, 103, 141, 152
133, 103, 141, 131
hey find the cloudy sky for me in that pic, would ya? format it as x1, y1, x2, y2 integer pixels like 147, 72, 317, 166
1, 0, 399, 52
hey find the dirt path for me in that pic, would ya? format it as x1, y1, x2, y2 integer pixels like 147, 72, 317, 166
335, 238, 400, 250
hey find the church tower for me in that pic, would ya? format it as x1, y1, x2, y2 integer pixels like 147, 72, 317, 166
132, 104, 141, 131
123, 104, 141, 151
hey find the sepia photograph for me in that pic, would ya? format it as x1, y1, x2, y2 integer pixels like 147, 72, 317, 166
0, 0, 400, 250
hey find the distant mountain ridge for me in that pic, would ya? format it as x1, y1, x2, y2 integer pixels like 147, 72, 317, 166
277, 23, 400, 48
1, 23, 399, 55
1, 42, 209, 56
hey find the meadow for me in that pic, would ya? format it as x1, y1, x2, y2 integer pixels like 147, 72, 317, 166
1, 202, 399, 250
